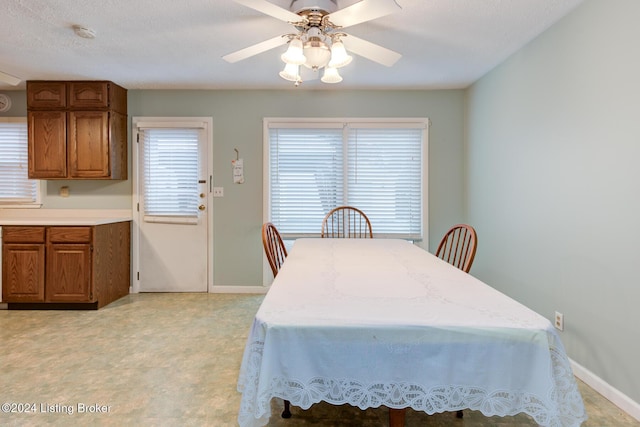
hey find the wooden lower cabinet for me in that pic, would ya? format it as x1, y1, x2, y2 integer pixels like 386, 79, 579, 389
2, 222, 130, 309
2, 242, 46, 302
46, 243, 92, 302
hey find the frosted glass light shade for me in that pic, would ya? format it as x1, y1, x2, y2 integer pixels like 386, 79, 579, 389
321, 67, 342, 83
328, 41, 352, 68
279, 63, 301, 82
303, 39, 330, 69
281, 38, 306, 65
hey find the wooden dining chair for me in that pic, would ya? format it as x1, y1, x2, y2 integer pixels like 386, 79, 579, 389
434, 223, 477, 419
321, 206, 373, 238
261, 222, 287, 278
435, 224, 477, 274
261, 222, 293, 418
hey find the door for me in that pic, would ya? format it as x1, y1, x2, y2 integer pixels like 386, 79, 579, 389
134, 118, 211, 292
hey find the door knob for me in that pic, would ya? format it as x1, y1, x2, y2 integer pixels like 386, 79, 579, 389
200, 193, 205, 198
198, 205, 206, 211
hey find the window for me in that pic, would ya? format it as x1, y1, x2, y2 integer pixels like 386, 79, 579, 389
135, 119, 208, 224
0, 118, 41, 207
264, 118, 428, 241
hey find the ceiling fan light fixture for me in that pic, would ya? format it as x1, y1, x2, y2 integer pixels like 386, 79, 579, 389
279, 63, 301, 83
328, 40, 352, 68
303, 38, 330, 69
281, 38, 306, 65
321, 66, 342, 83
227, 0, 403, 87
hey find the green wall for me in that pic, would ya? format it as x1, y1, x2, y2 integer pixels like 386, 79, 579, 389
2, 89, 466, 286
129, 90, 465, 286
466, 0, 640, 404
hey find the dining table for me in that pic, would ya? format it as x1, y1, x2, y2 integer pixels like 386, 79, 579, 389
237, 238, 587, 427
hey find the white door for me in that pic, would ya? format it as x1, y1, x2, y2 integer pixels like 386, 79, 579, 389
133, 118, 212, 292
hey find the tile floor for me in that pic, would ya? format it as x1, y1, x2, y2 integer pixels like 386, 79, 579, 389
0, 293, 637, 427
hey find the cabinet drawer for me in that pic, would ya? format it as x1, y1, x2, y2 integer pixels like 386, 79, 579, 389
2, 227, 46, 243
68, 82, 109, 109
27, 81, 67, 109
47, 227, 92, 243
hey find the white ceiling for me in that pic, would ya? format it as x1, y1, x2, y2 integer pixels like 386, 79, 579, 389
0, 0, 584, 91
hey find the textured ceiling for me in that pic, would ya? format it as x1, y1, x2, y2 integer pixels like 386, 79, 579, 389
0, 0, 584, 91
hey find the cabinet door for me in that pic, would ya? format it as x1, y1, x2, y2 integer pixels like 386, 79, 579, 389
68, 111, 110, 178
2, 243, 45, 302
27, 81, 67, 109
68, 82, 109, 109
46, 243, 93, 302
28, 111, 67, 178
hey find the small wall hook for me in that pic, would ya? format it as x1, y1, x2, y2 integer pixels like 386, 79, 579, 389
234, 148, 239, 160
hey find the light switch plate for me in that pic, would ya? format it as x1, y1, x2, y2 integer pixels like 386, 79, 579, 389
213, 187, 224, 197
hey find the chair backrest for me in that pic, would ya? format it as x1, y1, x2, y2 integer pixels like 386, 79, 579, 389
262, 222, 287, 277
321, 206, 373, 238
435, 224, 477, 273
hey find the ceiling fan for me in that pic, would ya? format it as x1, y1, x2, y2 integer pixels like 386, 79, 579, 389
0, 70, 21, 86
223, 0, 402, 85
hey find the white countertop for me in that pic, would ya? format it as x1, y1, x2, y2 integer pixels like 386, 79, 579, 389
0, 209, 132, 226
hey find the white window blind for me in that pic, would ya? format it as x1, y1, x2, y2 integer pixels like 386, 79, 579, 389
140, 128, 200, 222
347, 126, 423, 239
267, 119, 426, 240
0, 119, 40, 206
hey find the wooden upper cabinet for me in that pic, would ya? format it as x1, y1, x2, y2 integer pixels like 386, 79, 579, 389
68, 82, 109, 109
26, 80, 127, 180
28, 111, 67, 178
68, 111, 110, 178
26, 81, 67, 109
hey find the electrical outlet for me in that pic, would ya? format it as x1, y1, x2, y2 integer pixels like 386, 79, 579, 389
554, 311, 564, 331
213, 187, 224, 197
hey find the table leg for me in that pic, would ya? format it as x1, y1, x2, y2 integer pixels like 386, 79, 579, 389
389, 408, 406, 427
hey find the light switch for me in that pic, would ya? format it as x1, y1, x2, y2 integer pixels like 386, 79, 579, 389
60, 186, 70, 197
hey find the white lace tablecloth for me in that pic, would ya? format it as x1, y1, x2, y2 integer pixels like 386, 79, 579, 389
237, 239, 587, 427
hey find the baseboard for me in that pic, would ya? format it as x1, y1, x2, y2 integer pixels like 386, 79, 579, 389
571, 358, 640, 421
209, 285, 269, 294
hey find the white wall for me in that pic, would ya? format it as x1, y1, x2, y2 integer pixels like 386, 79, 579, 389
466, 0, 640, 405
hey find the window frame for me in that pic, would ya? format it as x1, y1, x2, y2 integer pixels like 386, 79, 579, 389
133, 118, 211, 225
263, 117, 429, 246
0, 117, 43, 208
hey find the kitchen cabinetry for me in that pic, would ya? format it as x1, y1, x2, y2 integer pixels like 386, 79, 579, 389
1, 227, 46, 302
2, 222, 130, 309
27, 80, 127, 180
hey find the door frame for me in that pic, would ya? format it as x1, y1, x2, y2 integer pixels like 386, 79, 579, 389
130, 116, 214, 293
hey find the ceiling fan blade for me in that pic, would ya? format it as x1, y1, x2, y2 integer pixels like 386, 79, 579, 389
234, 0, 302, 23
0, 70, 21, 86
327, 0, 401, 29
223, 35, 288, 63
343, 34, 401, 67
